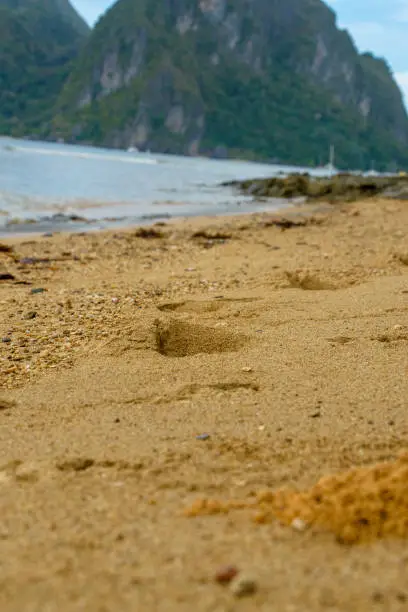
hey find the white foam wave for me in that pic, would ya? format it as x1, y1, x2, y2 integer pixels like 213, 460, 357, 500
11, 145, 158, 165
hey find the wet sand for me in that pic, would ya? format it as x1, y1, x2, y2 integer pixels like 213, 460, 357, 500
1, 198, 408, 611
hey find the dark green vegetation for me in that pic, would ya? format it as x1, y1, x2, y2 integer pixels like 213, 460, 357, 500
2, 0, 408, 170
0, 0, 89, 136
226, 172, 408, 202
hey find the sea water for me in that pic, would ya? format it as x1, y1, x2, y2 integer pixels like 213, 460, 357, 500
0, 136, 324, 234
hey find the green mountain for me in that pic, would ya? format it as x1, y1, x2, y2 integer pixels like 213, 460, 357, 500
0, 0, 89, 136
2, 0, 408, 171
51, 0, 408, 170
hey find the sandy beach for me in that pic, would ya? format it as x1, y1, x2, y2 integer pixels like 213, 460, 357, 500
1, 197, 408, 611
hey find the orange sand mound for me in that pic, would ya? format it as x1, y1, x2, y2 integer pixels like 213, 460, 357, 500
185, 452, 408, 544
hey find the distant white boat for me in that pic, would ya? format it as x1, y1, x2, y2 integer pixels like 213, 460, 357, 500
323, 144, 337, 176
317, 145, 338, 176
127, 146, 139, 153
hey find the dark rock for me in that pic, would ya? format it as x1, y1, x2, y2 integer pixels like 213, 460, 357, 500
1, 337, 11, 343
0, 273, 15, 281
31, 288, 47, 294
134, 227, 165, 239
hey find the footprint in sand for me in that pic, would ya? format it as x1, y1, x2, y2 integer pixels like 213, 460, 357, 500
153, 318, 246, 357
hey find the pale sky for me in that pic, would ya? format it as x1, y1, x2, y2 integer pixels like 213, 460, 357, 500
70, 0, 408, 103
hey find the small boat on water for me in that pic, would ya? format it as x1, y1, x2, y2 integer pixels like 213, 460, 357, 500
323, 144, 337, 176
316, 145, 338, 176
127, 146, 139, 153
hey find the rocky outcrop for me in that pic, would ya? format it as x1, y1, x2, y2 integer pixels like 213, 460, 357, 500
226, 173, 408, 202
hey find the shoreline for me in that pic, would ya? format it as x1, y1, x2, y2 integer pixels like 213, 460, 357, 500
0, 200, 311, 244
1, 195, 408, 610
0, 195, 290, 239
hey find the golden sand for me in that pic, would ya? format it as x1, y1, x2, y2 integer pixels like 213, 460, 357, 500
1, 198, 408, 610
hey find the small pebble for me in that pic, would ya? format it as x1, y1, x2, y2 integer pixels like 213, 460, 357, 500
291, 517, 309, 532
111, 297, 119, 303
230, 575, 257, 598
242, 367, 253, 373
1, 337, 11, 343
196, 433, 211, 441
20, 257, 37, 265
215, 565, 239, 584
31, 288, 46, 294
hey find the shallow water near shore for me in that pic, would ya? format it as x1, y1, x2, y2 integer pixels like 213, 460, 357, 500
0, 137, 328, 235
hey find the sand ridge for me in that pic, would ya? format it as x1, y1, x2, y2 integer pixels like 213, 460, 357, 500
0, 198, 408, 610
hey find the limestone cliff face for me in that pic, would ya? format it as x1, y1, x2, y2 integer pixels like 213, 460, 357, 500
54, 0, 408, 169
